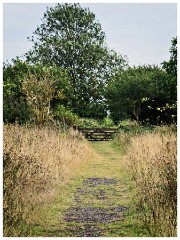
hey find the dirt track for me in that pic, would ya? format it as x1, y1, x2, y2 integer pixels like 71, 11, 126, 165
64, 177, 129, 237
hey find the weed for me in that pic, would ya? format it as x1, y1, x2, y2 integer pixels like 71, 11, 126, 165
3, 124, 99, 236
127, 131, 177, 236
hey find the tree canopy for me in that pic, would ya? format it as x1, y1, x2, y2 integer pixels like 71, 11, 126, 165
106, 64, 176, 124
3, 2, 176, 126
162, 37, 177, 77
26, 3, 127, 118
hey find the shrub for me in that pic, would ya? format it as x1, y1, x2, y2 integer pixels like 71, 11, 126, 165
77, 118, 101, 128
101, 116, 114, 127
77, 117, 115, 128
53, 105, 79, 127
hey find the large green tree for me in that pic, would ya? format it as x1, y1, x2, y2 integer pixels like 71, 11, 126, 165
106, 65, 176, 124
26, 3, 127, 118
106, 66, 153, 122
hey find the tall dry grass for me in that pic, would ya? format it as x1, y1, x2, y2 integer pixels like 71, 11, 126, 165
127, 130, 177, 236
3, 124, 99, 236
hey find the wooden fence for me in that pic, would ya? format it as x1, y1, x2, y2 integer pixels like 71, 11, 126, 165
76, 127, 119, 141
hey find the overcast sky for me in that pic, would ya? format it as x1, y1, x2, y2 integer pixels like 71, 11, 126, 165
3, 2, 177, 66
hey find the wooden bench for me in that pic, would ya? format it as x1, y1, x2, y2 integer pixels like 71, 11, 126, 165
76, 127, 119, 141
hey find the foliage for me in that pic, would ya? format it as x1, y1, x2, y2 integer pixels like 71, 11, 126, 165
53, 105, 79, 127
3, 60, 31, 123
106, 65, 176, 124
22, 73, 53, 125
162, 37, 177, 77
26, 3, 127, 118
3, 10, 176, 126
77, 118, 102, 128
106, 66, 151, 122
77, 116, 115, 128
22, 68, 68, 125
3, 60, 71, 124
101, 116, 114, 127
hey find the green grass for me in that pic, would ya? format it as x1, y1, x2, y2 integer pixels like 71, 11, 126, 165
27, 141, 149, 237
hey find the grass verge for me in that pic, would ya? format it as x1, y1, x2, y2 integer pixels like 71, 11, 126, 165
114, 125, 177, 237
3, 124, 99, 236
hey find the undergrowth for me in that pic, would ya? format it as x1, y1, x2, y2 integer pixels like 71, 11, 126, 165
3, 124, 99, 236
114, 125, 177, 236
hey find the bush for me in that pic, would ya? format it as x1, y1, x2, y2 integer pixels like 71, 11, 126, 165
3, 60, 71, 125
101, 116, 114, 128
77, 118, 101, 128
77, 117, 115, 128
53, 105, 79, 127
